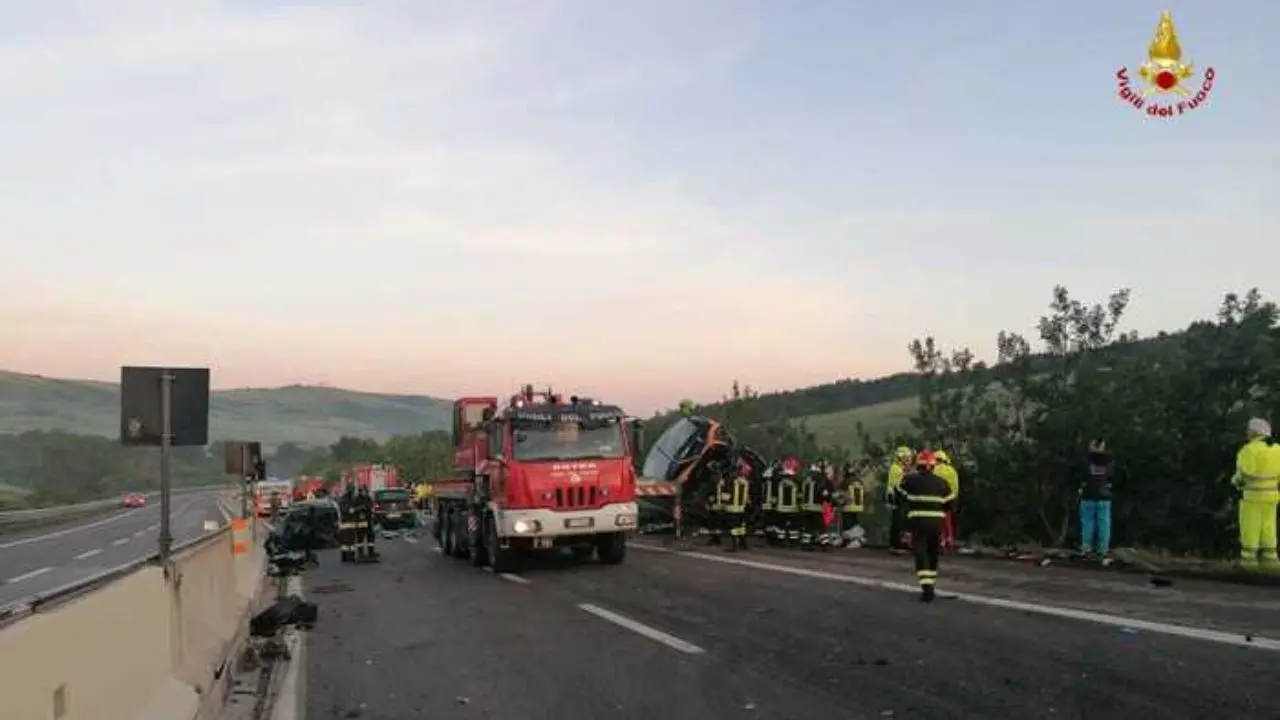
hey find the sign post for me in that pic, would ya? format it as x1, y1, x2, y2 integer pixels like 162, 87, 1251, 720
120, 366, 211, 570
223, 440, 264, 542
158, 370, 175, 563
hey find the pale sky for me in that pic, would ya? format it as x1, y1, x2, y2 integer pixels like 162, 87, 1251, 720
1, 1, 1276, 415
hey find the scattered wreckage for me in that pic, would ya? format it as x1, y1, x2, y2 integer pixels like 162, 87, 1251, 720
638, 413, 766, 534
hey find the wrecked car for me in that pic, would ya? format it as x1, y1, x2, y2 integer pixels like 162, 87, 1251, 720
266, 498, 342, 554
639, 414, 766, 530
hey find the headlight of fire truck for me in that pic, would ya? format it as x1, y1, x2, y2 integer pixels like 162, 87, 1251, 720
614, 513, 637, 528
513, 519, 542, 534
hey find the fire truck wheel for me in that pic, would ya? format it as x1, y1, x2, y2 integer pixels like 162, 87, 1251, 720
485, 515, 522, 574
449, 509, 469, 559
440, 510, 456, 556
596, 532, 627, 565
468, 513, 488, 567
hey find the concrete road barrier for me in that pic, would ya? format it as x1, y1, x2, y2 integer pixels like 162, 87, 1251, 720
0, 520, 266, 720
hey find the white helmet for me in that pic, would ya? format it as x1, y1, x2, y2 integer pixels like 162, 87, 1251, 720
1247, 417, 1272, 438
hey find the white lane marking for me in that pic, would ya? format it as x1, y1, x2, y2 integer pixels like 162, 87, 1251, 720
404, 535, 420, 545
0, 506, 150, 550
432, 547, 443, 554
499, 573, 530, 585
6, 566, 53, 584
133, 530, 147, 537
111, 538, 130, 547
0, 491, 210, 555
577, 603, 705, 655
74, 549, 103, 560
631, 544, 1280, 652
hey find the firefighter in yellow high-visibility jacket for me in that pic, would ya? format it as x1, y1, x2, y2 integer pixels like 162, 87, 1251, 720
933, 451, 960, 551
885, 447, 914, 551
725, 459, 752, 551
1232, 418, 1279, 568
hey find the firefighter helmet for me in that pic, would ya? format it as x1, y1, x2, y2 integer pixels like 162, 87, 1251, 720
780, 454, 802, 475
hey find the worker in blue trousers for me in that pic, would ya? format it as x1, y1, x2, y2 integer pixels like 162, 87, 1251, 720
1079, 439, 1115, 565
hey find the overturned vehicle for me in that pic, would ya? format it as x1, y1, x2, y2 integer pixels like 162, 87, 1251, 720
638, 414, 766, 533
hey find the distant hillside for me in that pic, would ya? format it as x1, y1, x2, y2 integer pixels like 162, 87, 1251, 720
0, 370, 452, 448
656, 330, 1194, 453
799, 396, 921, 450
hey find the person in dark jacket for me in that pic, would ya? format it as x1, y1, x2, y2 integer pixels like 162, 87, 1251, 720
350, 487, 379, 560
898, 450, 955, 602
1079, 439, 1115, 563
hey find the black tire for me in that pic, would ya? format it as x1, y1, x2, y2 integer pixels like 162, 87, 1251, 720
596, 532, 627, 565
571, 544, 595, 562
468, 511, 488, 567
486, 515, 522, 574
440, 510, 455, 556
449, 509, 468, 559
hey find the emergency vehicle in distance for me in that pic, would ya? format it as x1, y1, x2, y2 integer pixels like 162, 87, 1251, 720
342, 463, 402, 493
428, 385, 643, 573
253, 478, 293, 517
293, 475, 326, 501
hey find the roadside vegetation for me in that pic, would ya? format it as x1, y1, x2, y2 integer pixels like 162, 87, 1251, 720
0, 431, 230, 509
641, 285, 1278, 559
3, 285, 1274, 564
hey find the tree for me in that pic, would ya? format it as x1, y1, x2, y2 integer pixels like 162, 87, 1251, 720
892, 285, 1278, 555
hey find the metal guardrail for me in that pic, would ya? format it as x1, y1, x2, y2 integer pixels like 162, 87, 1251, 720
0, 522, 235, 629
0, 484, 227, 526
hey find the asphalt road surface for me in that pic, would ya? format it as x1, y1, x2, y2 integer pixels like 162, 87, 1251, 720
300, 534, 1280, 720
0, 489, 229, 608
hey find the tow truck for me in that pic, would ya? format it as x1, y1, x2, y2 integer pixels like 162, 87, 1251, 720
428, 385, 643, 573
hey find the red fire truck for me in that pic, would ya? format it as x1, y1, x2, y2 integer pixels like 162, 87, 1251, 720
342, 464, 402, 492
428, 385, 643, 573
293, 475, 326, 501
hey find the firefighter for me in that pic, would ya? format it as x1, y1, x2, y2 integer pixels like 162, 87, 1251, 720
838, 462, 866, 547
268, 491, 282, 523
351, 486, 379, 560
815, 460, 838, 547
799, 464, 822, 548
339, 483, 356, 515
776, 457, 800, 546
899, 449, 955, 602
886, 447, 914, 552
726, 459, 752, 551
706, 470, 729, 546
1232, 418, 1279, 568
760, 464, 779, 544
337, 484, 357, 562
414, 481, 432, 512
933, 450, 960, 552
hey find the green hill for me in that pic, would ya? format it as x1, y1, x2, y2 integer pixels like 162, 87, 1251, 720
0, 370, 452, 448
798, 396, 921, 449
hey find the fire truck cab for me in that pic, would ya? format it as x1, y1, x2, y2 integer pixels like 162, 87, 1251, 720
430, 386, 642, 573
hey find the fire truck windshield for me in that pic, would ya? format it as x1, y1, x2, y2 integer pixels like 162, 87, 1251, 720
512, 422, 626, 461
